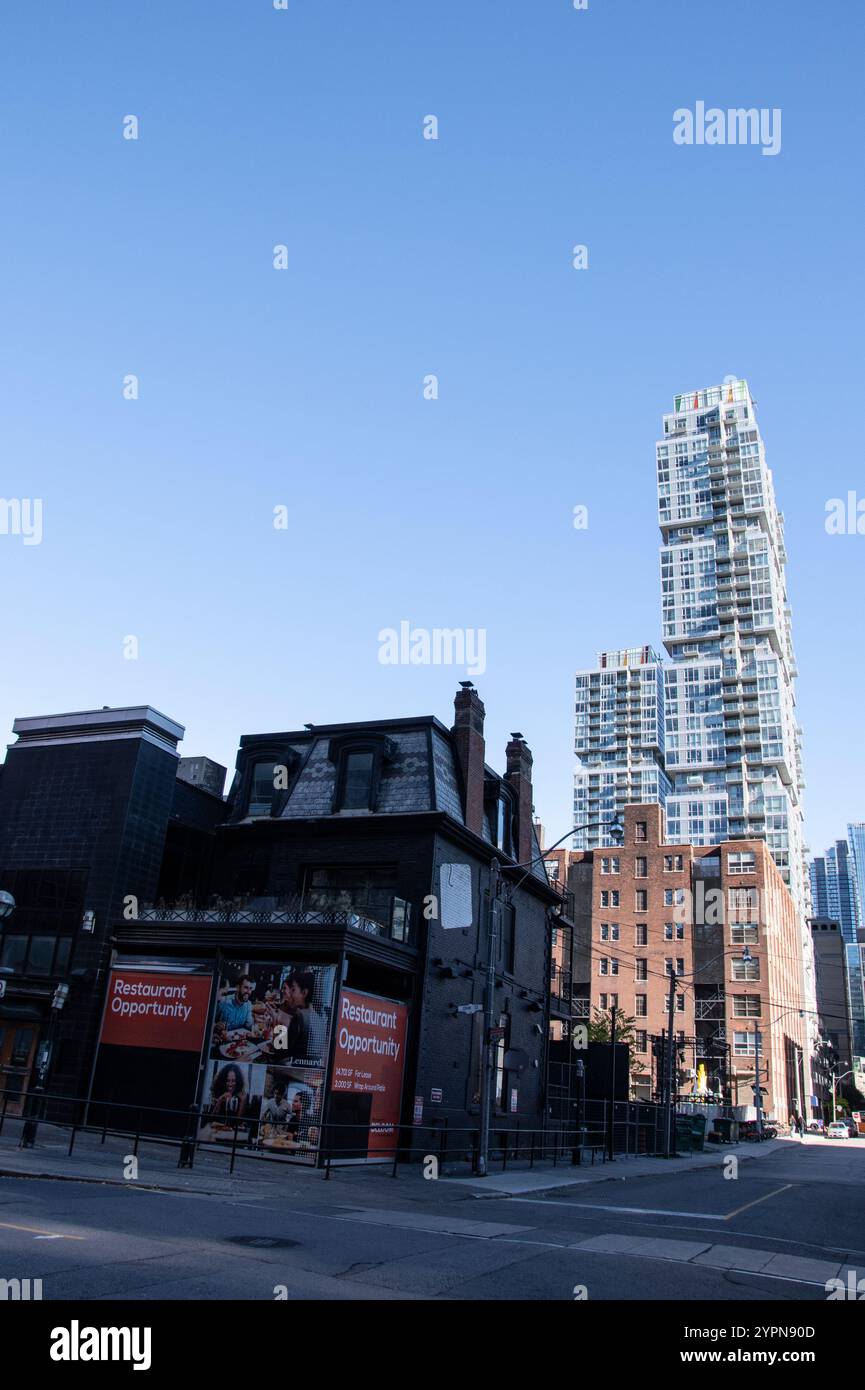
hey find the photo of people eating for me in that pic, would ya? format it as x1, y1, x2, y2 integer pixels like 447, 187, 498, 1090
209, 959, 335, 1069
198, 959, 334, 1162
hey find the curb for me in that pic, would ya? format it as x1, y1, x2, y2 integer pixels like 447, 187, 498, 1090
0, 1165, 237, 1197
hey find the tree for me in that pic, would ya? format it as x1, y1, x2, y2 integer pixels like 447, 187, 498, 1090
587, 1008, 648, 1079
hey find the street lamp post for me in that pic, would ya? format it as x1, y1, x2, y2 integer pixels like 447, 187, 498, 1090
831, 1070, 854, 1124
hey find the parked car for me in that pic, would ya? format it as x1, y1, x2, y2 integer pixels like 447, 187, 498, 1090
827, 1121, 849, 1139
806, 1119, 824, 1134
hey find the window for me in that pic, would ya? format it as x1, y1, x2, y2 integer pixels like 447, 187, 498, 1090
304, 865, 399, 935
664, 922, 685, 940
609, 993, 619, 1009
600, 890, 620, 908
329, 734, 395, 814
635, 821, 647, 842
728, 887, 758, 922
665, 957, 684, 976
635, 959, 648, 981
664, 888, 686, 908
664, 855, 684, 872
599, 923, 619, 941
248, 761, 277, 816
10, 1027, 34, 1066
496, 795, 514, 856
499, 902, 516, 972
732, 956, 760, 981
634, 857, 647, 878
731, 924, 758, 945
599, 958, 618, 976
676, 994, 685, 1012
635, 1029, 647, 1052
635, 994, 647, 1017
733, 1030, 759, 1056
342, 751, 375, 810
26, 936, 56, 976
728, 851, 756, 875
635, 923, 647, 946
0, 934, 72, 977
390, 897, 413, 944
733, 995, 761, 1017
0, 935, 27, 972
599, 993, 608, 1010
600, 856, 620, 875
635, 889, 648, 912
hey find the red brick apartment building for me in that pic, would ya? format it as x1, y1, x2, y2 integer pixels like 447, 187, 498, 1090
544, 805, 809, 1121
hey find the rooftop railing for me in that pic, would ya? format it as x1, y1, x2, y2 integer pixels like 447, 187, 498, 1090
134, 894, 416, 945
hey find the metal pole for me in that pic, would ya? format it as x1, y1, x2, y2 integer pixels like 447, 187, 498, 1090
754, 1024, 763, 1138
607, 1005, 617, 1162
476, 859, 500, 1178
664, 969, 676, 1158
831, 1072, 837, 1124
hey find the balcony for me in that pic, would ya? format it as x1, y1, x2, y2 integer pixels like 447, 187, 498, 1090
135, 894, 417, 946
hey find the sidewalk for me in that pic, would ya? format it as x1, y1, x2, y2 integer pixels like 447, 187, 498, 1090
451, 1138, 789, 1196
0, 1115, 792, 1206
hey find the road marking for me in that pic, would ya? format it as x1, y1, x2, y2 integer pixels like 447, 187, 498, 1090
724, 1183, 794, 1221
510, 1198, 726, 1220
0, 1220, 85, 1240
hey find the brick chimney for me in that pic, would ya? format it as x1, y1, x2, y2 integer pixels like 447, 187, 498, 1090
505, 734, 534, 865
452, 683, 486, 837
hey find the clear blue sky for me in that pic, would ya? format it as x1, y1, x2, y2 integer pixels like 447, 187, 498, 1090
1, 1, 862, 858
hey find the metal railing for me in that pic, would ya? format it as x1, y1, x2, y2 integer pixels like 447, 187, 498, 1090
135, 897, 415, 946
0, 1090, 686, 1177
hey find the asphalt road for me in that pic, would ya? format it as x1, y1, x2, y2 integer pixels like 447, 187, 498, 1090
1, 1139, 863, 1300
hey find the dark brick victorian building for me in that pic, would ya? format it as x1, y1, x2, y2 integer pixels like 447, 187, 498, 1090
0, 686, 571, 1156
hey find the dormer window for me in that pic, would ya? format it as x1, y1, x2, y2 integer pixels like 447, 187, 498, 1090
232, 743, 300, 822
249, 760, 279, 816
343, 751, 375, 810
329, 734, 396, 813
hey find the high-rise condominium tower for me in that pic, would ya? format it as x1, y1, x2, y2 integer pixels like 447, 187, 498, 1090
657, 379, 816, 1073
573, 646, 670, 849
657, 379, 806, 909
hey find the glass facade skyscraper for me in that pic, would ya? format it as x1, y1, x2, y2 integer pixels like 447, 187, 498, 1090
810, 840, 859, 944
846, 822, 865, 931
810, 828, 865, 1059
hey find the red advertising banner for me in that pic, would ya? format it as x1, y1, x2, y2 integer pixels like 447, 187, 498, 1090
331, 988, 409, 1153
99, 970, 212, 1052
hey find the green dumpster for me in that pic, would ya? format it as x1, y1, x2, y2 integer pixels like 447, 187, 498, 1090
689, 1114, 707, 1152
674, 1116, 693, 1153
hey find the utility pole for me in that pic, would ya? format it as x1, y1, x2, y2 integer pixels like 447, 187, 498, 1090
476, 858, 501, 1177
664, 968, 676, 1158
606, 1004, 618, 1162
753, 1023, 763, 1139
